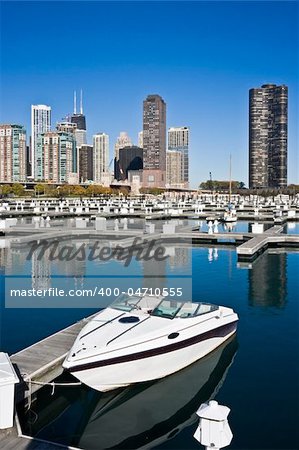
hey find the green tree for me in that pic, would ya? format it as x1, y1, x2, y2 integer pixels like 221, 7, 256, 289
57, 185, 71, 198
86, 185, 107, 197
35, 184, 45, 196
69, 185, 86, 197
12, 183, 25, 196
0, 185, 12, 197
139, 187, 163, 195
43, 185, 58, 197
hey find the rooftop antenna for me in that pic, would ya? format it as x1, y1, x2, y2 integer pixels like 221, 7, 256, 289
80, 89, 83, 114
74, 90, 77, 114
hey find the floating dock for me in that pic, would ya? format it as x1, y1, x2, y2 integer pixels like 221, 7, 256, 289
1, 316, 96, 450
236, 226, 299, 261
0, 425, 76, 449
11, 315, 95, 403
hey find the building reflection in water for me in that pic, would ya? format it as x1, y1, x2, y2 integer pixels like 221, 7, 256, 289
168, 246, 190, 269
248, 251, 287, 308
142, 257, 167, 291
1, 246, 27, 275
1, 238, 88, 291
32, 246, 52, 291
54, 239, 87, 290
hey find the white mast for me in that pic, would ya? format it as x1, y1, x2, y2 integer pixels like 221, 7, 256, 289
229, 153, 232, 203
74, 90, 77, 114
80, 89, 83, 114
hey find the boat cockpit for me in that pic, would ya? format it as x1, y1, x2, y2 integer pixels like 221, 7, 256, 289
110, 294, 219, 320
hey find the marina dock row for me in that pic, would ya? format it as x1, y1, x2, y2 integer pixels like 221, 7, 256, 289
3, 223, 299, 262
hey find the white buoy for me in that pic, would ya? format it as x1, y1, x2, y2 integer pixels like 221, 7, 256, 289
208, 221, 213, 235
193, 400, 233, 450
214, 220, 219, 234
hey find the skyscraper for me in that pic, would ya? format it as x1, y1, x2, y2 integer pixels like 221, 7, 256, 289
93, 133, 109, 184
71, 90, 86, 130
117, 146, 143, 181
31, 104, 51, 178
166, 150, 182, 188
168, 126, 189, 187
36, 131, 77, 183
114, 132, 132, 160
249, 84, 288, 189
0, 124, 27, 182
142, 94, 166, 187
79, 145, 93, 182
114, 131, 132, 179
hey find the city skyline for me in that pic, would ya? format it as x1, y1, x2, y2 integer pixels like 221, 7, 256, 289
0, 1, 297, 187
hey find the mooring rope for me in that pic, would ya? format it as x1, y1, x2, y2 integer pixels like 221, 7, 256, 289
28, 379, 82, 395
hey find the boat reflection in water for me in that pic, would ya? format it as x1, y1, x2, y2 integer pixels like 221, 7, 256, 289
22, 336, 237, 450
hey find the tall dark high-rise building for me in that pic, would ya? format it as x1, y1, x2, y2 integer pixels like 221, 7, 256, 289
142, 94, 166, 187
71, 114, 86, 132
71, 90, 86, 131
115, 146, 143, 181
79, 145, 93, 182
26, 145, 31, 178
249, 84, 288, 189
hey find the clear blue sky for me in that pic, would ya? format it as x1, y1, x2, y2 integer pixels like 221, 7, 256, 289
0, 1, 298, 187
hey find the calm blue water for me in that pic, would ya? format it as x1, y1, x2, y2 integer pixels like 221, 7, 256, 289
284, 222, 299, 234
0, 244, 298, 449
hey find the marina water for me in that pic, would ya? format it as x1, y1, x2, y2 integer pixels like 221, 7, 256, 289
0, 239, 298, 449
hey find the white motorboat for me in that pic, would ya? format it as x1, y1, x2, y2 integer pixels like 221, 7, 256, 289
63, 294, 238, 392
221, 205, 238, 223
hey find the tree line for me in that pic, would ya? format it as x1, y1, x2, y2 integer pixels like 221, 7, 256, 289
0, 184, 130, 198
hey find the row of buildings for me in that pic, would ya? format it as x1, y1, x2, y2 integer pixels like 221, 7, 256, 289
0, 93, 190, 189
0, 84, 289, 189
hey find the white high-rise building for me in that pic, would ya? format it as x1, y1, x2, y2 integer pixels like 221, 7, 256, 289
138, 131, 143, 148
114, 131, 132, 160
168, 126, 189, 187
93, 133, 109, 184
31, 105, 51, 178
74, 129, 87, 148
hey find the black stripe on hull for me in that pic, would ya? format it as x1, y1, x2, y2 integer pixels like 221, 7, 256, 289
69, 320, 238, 373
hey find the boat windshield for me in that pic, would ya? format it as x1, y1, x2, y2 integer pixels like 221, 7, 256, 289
110, 294, 142, 312
151, 300, 219, 319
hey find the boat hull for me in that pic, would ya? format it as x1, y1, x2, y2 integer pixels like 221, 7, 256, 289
69, 321, 237, 392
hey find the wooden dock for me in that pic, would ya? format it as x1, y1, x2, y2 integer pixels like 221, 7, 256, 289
0, 425, 76, 449
1, 315, 96, 450
236, 225, 299, 260
11, 315, 95, 403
